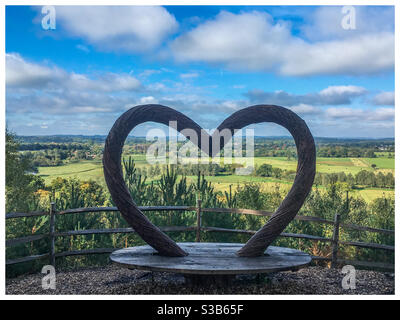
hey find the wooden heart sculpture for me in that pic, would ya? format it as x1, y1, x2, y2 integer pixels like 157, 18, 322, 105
103, 104, 316, 257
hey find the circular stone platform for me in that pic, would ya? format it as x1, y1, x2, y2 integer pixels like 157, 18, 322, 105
110, 242, 311, 276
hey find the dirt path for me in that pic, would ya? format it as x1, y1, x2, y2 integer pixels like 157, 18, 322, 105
350, 158, 369, 168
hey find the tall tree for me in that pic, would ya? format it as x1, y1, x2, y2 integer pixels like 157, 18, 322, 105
6, 130, 44, 212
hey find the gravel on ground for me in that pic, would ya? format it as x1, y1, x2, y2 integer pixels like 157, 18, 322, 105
6, 265, 394, 295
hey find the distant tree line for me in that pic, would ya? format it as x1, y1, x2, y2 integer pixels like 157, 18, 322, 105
314, 170, 394, 189
317, 146, 377, 158
19, 143, 104, 168
253, 138, 394, 158
255, 163, 394, 189
135, 163, 230, 177
15, 136, 395, 169
18, 142, 90, 151
251, 144, 390, 159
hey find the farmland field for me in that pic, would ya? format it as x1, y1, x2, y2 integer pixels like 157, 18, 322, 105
357, 188, 395, 203
38, 160, 105, 184
38, 155, 150, 184
37, 154, 394, 202
363, 157, 395, 169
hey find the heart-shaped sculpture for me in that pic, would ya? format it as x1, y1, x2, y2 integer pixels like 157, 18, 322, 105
103, 104, 316, 257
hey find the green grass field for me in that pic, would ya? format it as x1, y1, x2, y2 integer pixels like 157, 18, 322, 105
38, 155, 150, 185
357, 188, 394, 203
363, 157, 395, 169
38, 160, 105, 184
37, 155, 394, 202
252, 157, 365, 174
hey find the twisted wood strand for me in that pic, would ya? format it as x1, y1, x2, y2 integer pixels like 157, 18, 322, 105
103, 104, 316, 257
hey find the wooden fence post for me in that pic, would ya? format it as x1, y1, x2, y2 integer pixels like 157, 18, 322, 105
331, 213, 341, 269
196, 199, 202, 242
49, 202, 56, 267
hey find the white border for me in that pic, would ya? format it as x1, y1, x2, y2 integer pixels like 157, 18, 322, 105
1, 0, 398, 301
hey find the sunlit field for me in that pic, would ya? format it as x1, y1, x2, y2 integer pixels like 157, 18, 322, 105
37, 154, 394, 203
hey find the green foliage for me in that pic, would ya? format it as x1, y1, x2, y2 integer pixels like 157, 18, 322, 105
256, 164, 273, 177
6, 130, 44, 212
6, 151, 395, 277
123, 156, 150, 205
313, 170, 394, 189
224, 185, 237, 208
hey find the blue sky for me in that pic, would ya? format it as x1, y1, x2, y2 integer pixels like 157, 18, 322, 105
6, 5, 395, 138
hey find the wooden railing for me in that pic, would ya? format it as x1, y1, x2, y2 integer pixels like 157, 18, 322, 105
6, 202, 394, 270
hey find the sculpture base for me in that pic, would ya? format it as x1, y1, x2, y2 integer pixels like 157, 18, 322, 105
110, 242, 311, 286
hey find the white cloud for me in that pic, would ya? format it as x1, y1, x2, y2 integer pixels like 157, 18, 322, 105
325, 107, 394, 121
220, 100, 242, 111
146, 82, 167, 92
372, 91, 395, 106
170, 10, 394, 76
368, 107, 395, 121
301, 6, 395, 41
66, 73, 141, 92
319, 85, 366, 96
100, 74, 141, 92
139, 96, 159, 104
70, 106, 112, 113
245, 85, 367, 106
56, 6, 178, 52
139, 69, 162, 78
280, 33, 394, 76
171, 11, 290, 71
7, 84, 394, 137
325, 107, 364, 120
6, 53, 64, 88
289, 104, 322, 116
6, 53, 144, 117
6, 53, 141, 92
76, 44, 90, 53
180, 72, 199, 79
